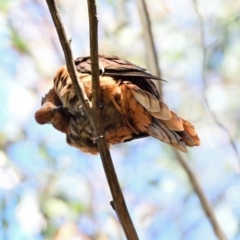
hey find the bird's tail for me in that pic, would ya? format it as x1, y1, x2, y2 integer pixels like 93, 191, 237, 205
121, 83, 200, 152
148, 117, 200, 152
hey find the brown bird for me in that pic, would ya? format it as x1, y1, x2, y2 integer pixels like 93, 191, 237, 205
35, 55, 200, 154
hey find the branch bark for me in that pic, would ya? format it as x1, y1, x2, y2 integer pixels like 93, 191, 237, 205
136, 0, 227, 239
86, 1, 139, 239
45, 0, 92, 116
45, 0, 139, 239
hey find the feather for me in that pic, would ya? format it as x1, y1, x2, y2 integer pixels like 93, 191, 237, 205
35, 54, 200, 154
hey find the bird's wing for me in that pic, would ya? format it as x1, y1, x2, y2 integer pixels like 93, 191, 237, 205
120, 82, 200, 152
75, 55, 164, 81
75, 55, 162, 100
73, 56, 200, 151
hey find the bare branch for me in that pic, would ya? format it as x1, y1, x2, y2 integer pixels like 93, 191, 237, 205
87, 1, 139, 239
45, 0, 92, 116
192, 0, 240, 169
137, 0, 227, 239
87, 0, 101, 134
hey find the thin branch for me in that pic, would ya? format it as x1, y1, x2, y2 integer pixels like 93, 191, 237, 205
192, 0, 240, 169
137, 0, 227, 239
175, 151, 227, 240
45, 0, 139, 239
135, 0, 162, 98
87, 0, 101, 134
45, 0, 92, 117
87, 1, 139, 239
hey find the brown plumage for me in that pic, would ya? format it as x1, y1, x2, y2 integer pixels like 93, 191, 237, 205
35, 55, 200, 154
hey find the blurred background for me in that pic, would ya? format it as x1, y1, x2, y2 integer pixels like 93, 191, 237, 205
1, 0, 240, 239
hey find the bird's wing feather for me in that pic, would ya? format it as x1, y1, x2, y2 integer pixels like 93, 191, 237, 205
75, 55, 164, 81
121, 82, 200, 152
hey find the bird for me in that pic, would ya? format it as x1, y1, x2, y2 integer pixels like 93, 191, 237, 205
35, 55, 200, 154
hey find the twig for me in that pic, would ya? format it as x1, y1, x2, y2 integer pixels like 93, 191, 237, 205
87, 0, 101, 135
87, 1, 139, 239
175, 151, 227, 240
192, 0, 240, 169
136, 0, 227, 239
135, 0, 162, 98
45, 0, 92, 117
45, 0, 139, 239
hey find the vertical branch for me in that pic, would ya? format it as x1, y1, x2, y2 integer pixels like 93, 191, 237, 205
135, 0, 162, 98
136, 0, 227, 239
87, 0, 101, 131
192, 0, 240, 168
86, 2, 139, 239
45, 0, 92, 116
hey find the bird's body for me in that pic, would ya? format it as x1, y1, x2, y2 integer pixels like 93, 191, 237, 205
35, 55, 200, 154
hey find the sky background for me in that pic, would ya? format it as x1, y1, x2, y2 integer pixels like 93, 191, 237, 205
1, 0, 240, 239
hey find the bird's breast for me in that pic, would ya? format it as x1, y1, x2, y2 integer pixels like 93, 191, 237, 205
61, 76, 133, 154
